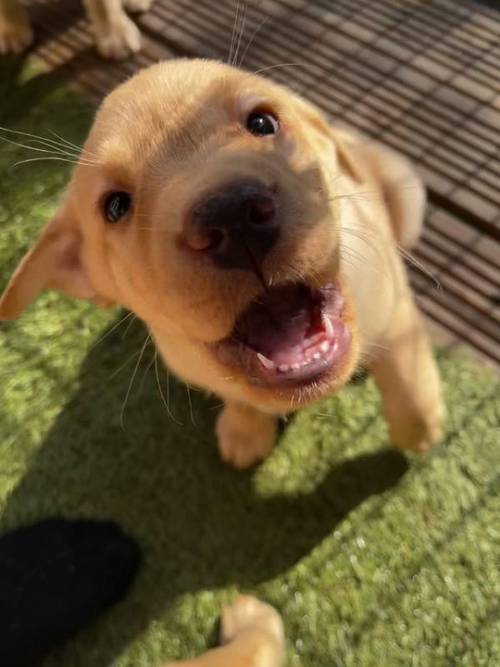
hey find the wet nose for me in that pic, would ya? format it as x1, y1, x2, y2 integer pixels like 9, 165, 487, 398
185, 181, 279, 269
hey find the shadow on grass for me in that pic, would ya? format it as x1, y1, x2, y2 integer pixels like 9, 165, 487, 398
0, 314, 408, 665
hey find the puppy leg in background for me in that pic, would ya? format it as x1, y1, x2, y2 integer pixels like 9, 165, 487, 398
0, 0, 33, 54
361, 140, 443, 450
370, 296, 444, 453
165, 596, 284, 667
216, 402, 278, 469
82, 0, 141, 59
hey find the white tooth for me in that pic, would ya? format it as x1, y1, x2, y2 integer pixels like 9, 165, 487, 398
257, 352, 275, 370
323, 315, 334, 339
320, 340, 330, 353
313, 352, 321, 360
278, 364, 290, 372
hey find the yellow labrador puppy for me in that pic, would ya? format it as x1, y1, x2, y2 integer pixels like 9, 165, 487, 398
0, 59, 443, 469
0, 0, 153, 58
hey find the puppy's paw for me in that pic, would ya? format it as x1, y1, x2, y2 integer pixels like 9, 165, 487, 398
216, 405, 277, 469
123, 0, 153, 12
0, 14, 33, 54
94, 15, 141, 59
389, 407, 444, 453
220, 596, 284, 649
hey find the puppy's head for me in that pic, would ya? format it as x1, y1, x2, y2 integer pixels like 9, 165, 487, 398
0, 59, 361, 411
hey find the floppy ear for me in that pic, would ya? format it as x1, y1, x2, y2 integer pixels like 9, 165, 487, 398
0, 214, 96, 320
295, 97, 365, 185
327, 131, 367, 184
332, 130, 366, 185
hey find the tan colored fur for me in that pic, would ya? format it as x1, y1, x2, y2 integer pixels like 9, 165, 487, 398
163, 596, 284, 667
0, 58, 443, 456
0, 58, 444, 665
0, 0, 152, 57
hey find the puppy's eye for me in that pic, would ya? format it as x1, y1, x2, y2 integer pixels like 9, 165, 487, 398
103, 191, 132, 223
246, 111, 279, 136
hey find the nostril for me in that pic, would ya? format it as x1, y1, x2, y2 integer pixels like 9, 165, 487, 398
186, 226, 226, 252
248, 197, 275, 226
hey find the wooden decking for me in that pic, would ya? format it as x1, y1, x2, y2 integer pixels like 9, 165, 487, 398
24, 0, 500, 365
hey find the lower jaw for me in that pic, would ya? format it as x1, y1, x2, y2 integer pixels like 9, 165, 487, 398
215, 324, 352, 394
252, 330, 351, 389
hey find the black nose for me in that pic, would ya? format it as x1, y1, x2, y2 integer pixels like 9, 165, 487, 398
186, 181, 279, 269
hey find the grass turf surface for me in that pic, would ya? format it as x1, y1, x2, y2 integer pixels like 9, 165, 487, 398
0, 57, 499, 667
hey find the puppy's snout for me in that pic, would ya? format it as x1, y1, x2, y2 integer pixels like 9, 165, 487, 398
185, 181, 279, 269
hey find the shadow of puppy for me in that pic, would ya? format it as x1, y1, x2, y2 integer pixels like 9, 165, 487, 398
0, 313, 409, 666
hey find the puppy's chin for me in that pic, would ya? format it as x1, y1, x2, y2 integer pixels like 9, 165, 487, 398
206, 279, 360, 411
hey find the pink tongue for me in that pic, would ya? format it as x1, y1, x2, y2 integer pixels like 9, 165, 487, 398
235, 285, 317, 362
246, 308, 311, 358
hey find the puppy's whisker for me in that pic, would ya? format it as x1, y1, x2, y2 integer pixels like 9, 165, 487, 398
47, 129, 98, 159
397, 244, 441, 289
154, 349, 182, 426
239, 13, 270, 68
0, 131, 98, 168
232, 1, 247, 67
0, 134, 82, 159
138, 351, 156, 395
120, 333, 151, 430
227, 0, 242, 65
344, 223, 439, 286
341, 225, 383, 253
10, 157, 98, 169
185, 383, 197, 427
106, 347, 144, 383
283, 261, 308, 285
20, 137, 87, 161
364, 341, 390, 352
328, 190, 382, 203
88, 310, 134, 351
0, 125, 86, 156
249, 62, 305, 77
340, 248, 363, 272
122, 313, 138, 340
341, 226, 392, 280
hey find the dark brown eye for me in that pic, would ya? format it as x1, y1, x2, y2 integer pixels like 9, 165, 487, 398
246, 111, 279, 136
103, 191, 131, 223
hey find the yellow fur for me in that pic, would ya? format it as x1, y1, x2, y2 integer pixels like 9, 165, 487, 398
0, 59, 444, 665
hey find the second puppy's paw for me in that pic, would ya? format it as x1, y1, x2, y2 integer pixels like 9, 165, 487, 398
220, 595, 284, 649
95, 15, 141, 59
0, 12, 33, 54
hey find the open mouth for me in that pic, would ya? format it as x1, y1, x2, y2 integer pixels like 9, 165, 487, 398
216, 282, 351, 387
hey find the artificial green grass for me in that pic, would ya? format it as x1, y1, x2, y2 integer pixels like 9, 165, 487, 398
1, 56, 500, 667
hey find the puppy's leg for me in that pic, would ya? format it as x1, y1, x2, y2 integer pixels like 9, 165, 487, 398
82, 0, 141, 59
0, 0, 33, 54
370, 295, 444, 452
216, 402, 278, 469
122, 0, 153, 12
164, 596, 284, 667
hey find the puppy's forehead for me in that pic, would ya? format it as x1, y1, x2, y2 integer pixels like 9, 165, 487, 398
90, 60, 282, 160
